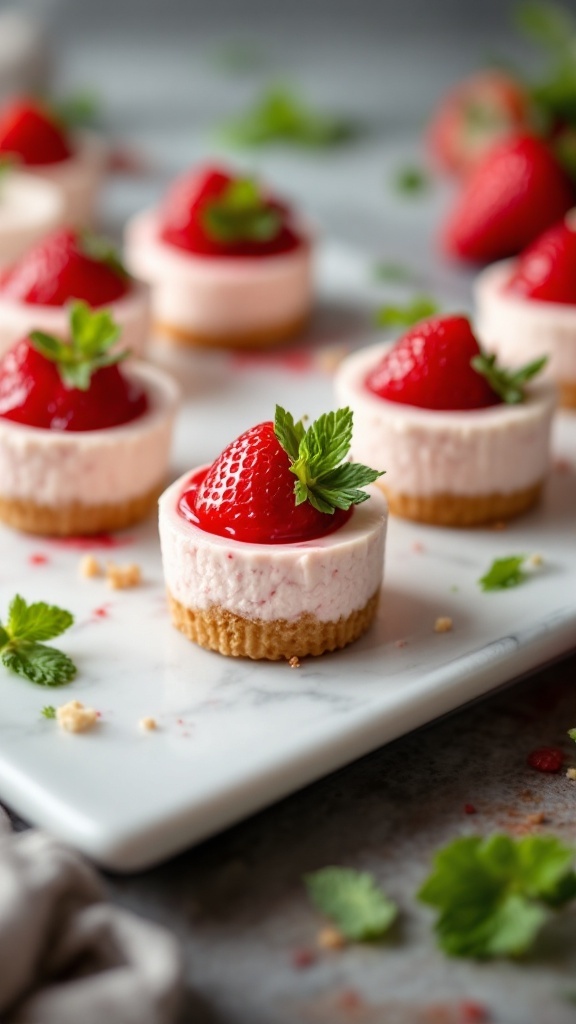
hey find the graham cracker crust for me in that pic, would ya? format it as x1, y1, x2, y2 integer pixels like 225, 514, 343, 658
154, 314, 309, 350
0, 483, 162, 536
559, 380, 576, 410
167, 590, 380, 660
381, 482, 542, 527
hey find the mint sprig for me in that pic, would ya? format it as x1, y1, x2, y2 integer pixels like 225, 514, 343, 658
0, 595, 76, 687
478, 555, 528, 591
274, 405, 383, 515
218, 85, 355, 148
375, 295, 440, 329
568, 728, 576, 743
418, 834, 576, 958
305, 867, 398, 941
471, 352, 547, 404
202, 179, 282, 244
30, 300, 126, 391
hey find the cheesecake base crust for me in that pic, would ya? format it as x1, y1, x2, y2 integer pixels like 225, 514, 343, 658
381, 482, 542, 527
154, 314, 308, 350
167, 590, 380, 660
559, 381, 576, 410
0, 483, 162, 536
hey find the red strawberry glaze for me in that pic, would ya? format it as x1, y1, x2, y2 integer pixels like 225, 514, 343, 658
159, 166, 302, 258
0, 98, 72, 166
365, 315, 500, 411
442, 134, 575, 263
178, 421, 352, 544
505, 217, 576, 305
0, 229, 130, 307
0, 338, 148, 431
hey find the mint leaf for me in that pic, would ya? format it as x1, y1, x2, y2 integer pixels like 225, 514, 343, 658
30, 300, 125, 392
478, 555, 527, 591
213, 41, 268, 74
274, 405, 384, 514
218, 86, 355, 148
568, 728, 576, 742
0, 595, 77, 687
394, 165, 429, 195
51, 89, 100, 129
7, 595, 73, 642
516, 2, 575, 51
374, 261, 416, 284
472, 352, 547, 404
2, 644, 76, 687
375, 295, 440, 329
202, 179, 282, 244
41, 705, 57, 719
418, 834, 576, 958
305, 867, 397, 941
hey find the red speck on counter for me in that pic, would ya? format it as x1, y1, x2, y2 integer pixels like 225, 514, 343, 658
92, 606, 110, 619
291, 947, 317, 969
28, 553, 49, 566
527, 747, 564, 773
464, 803, 477, 815
338, 989, 363, 1011
459, 1001, 490, 1023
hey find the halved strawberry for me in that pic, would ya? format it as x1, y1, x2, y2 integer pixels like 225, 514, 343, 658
366, 315, 500, 410
427, 70, 532, 178
179, 407, 381, 544
505, 214, 576, 304
441, 134, 575, 263
0, 97, 72, 165
0, 229, 130, 307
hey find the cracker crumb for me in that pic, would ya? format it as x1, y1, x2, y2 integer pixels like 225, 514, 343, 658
525, 811, 547, 826
56, 700, 98, 734
566, 767, 576, 781
490, 520, 507, 531
434, 616, 453, 633
528, 553, 543, 567
79, 554, 101, 578
139, 716, 157, 731
395, 638, 408, 648
288, 656, 301, 669
317, 926, 346, 950
106, 561, 142, 589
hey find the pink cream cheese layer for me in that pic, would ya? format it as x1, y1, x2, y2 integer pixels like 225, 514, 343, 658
0, 172, 64, 268
475, 259, 576, 386
30, 130, 108, 227
159, 474, 387, 624
335, 341, 556, 499
0, 362, 179, 508
124, 209, 313, 339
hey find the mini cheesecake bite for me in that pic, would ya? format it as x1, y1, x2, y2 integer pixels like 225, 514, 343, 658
0, 168, 64, 268
159, 406, 387, 660
475, 214, 576, 409
125, 164, 313, 348
335, 314, 555, 527
0, 302, 179, 535
0, 96, 107, 226
0, 228, 150, 358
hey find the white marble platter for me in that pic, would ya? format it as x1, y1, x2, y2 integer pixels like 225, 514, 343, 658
0, 243, 574, 871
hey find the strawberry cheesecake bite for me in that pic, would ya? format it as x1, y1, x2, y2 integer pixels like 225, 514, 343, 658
0, 166, 64, 269
475, 214, 576, 409
335, 315, 555, 527
125, 165, 313, 348
159, 406, 387, 660
0, 96, 107, 226
0, 302, 179, 535
0, 227, 150, 358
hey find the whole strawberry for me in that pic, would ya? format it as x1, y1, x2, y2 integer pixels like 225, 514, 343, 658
505, 215, 576, 304
441, 134, 575, 263
365, 314, 546, 409
179, 406, 382, 544
0, 97, 72, 165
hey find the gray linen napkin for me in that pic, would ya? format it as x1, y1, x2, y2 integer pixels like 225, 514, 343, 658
0, 809, 183, 1024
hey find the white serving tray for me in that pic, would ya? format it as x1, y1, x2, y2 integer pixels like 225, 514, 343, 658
0, 244, 574, 871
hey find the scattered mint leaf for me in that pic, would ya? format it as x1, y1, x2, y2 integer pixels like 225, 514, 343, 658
515, 2, 575, 51
515, 3, 576, 136
394, 165, 430, 195
274, 405, 384, 514
305, 867, 397, 941
478, 555, 527, 591
7, 595, 73, 642
218, 86, 356, 148
471, 351, 547, 404
0, 595, 76, 687
418, 834, 576, 958
213, 41, 268, 74
51, 90, 100, 129
202, 178, 282, 244
568, 728, 576, 743
374, 261, 416, 284
41, 705, 57, 719
30, 300, 125, 391
375, 295, 440, 329
80, 231, 129, 279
